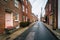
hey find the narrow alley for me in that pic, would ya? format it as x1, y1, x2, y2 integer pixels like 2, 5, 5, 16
14, 21, 58, 40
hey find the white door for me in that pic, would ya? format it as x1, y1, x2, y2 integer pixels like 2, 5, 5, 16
5, 13, 13, 29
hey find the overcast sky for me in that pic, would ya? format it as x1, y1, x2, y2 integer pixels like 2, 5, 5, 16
29, 0, 48, 19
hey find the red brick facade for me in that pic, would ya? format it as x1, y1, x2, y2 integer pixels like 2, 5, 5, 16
22, 0, 32, 22
0, 0, 22, 34
45, 0, 58, 29
0, 0, 35, 34
31, 13, 38, 22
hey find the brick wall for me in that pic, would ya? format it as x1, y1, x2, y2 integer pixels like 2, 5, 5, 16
45, 0, 58, 29
0, 0, 22, 33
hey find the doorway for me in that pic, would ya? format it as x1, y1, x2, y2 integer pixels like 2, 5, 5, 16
5, 13, 13, 29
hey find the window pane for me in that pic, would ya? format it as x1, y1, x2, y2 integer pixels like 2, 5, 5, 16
22, 5, 24, 12
14, 0, 19, 8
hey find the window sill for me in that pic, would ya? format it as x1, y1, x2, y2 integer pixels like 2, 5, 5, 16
15, 20, 19, 21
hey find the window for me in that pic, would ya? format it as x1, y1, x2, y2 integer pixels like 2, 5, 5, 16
22, 5, 24, 12
26, 0, 28, 5
26, 16, 28, 21
26, 8, 28, 13
14, 0, 19, 8
14, 13, 19, 21
49, 4, 51, 11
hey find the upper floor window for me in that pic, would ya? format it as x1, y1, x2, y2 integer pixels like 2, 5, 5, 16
14, 13, 19, 21
22, 5, 24, 12
26, 0, 28, 5
26, 8, 28, 13
26, 16, 28, 21
49, 4, 51, 11
14, 0, 19, 8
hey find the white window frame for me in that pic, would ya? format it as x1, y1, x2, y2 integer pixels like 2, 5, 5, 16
15, 13, 19, 21
14, 0, 19, 8
22, 5, 24, 12
26, 16, 28, 21
26, 8, 28, 13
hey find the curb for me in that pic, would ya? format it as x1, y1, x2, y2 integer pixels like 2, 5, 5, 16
1, 22, 36, 40
43, 23, 59, 40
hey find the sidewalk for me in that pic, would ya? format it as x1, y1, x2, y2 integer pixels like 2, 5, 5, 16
43, 23, 60, 40
0, 22, 35, 40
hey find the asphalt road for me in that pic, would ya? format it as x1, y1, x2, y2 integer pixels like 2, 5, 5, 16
14, 21, 59, 40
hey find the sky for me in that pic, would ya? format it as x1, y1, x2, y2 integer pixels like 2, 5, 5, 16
29, 0, 48, 19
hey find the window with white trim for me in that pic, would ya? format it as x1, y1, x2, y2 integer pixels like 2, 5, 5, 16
26, 16, 28, 21
14, 13, 19, 21
22, 5, 24, 12
26, 8, 28, 13
14, 0, 19, 8
26, 0, 28, 5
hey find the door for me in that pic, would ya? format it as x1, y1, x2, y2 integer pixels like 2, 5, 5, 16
5, 13, 13, 29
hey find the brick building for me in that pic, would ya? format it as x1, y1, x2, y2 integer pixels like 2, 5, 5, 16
45, 0, 52, 25
0, 0, 33, 34
31, 13, 38, 22
21, 0, 27, 22
27, 1, 32, 22
45, 0, 58, 30
22, 0, 32, 22
0, 0, 22, 34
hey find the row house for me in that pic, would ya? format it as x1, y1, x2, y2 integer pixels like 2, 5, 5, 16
31, 13, 38, 22
27, 1, 32, 22
0, 0, 33, 34
45, 0, 58, 30
22, 0, 32, 22
0, 0, 22, 34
